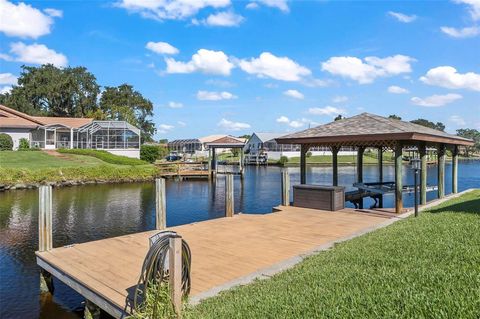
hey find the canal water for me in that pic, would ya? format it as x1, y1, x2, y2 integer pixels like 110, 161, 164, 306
1, 162, 479, 318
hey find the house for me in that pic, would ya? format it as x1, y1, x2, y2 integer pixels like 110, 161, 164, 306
168, 134, 246, 157
0, 104, 141, 158
244, 132, 356, 161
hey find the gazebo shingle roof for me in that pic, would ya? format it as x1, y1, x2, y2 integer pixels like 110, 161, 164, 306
276, 113, 473, 147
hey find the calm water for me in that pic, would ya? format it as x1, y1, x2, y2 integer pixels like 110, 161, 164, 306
1, 162, 479, 318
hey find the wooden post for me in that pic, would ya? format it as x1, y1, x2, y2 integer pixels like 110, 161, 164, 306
377, 147, 383, 208
357, 146, 365, 209
169, 236, 182, 317
452, 145, 458, 194
394, 143, 403, 214
437, 144, 445, 199
331, 146, 339, 186
281, 169, 290, 206
225, 174, 234, 217
212, 148, 217, 178
239, 148, 244, 177
300, 144, 308, 185
39, 185, 52, 252
419, 143, 427, 205
155, 178, 166, 230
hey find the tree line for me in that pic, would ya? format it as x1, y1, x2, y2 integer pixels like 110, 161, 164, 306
0, 64, 155, 142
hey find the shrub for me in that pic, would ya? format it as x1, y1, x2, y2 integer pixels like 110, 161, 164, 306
278, 156, 289, 165
306, 151, 312, 158
140, 145, 168, 163
19, 138, 30, 150
0, 133, 13, 151
57, 149, 147, 165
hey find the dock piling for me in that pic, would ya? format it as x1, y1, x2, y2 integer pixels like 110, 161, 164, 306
39, 185, 54, 293
225, 174, 234, 217
155, 178, 166, 230
281, 169, 290, 206
169, 236, 183, 316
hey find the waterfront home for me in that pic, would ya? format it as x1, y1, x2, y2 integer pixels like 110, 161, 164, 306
0, 104, 141, 158
168, 134, 246, 157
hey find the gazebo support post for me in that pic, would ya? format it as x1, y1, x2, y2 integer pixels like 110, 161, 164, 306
419, 143, 427, 205
452, 145, 458, 194
331, 146, 339, 186
239, 148, 244, 178
437, 144, 446, 199
357, 146, 365, 209
300, 144, 308, 184
211, 148, 217, 179
377, 147, 383, 208
394, 143, 403, 214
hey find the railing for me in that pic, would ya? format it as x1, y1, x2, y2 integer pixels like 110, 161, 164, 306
76, 141, 140, 149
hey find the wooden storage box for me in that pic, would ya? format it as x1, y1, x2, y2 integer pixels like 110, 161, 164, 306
293, 185, 345, 211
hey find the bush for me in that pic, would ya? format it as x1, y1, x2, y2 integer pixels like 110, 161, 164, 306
278, 156, 289, 165
306, 151, 312, 158
0, 133, 13, 151
57, 149, 147, 165
19, 138, 30, 150
140, 144, 168, 163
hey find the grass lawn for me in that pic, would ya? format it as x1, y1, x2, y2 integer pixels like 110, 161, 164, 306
186, 190, 480, 318
0, 150, 106, 169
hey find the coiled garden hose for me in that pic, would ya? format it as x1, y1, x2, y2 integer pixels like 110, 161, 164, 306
133, 231, 192, 311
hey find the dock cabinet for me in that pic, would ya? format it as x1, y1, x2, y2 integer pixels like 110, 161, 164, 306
293, 185, 345, 211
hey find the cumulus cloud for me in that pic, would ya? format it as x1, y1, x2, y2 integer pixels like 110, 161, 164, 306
197, 90, 237, 100
0, 0, 61, 39
193, 11, 244, 27
321, 55, 414, 84
158, 123, 174, 134
420, 66, 480, 91
0, 73, 17, 85
276, 116, 315, 128
116, 0, 231, 21
332, 96, 348, 103
44, 8, 63, 18
454, 0, 480, 21
146, 41, 179, 55
0, 86, 12, 94
246, 2, 259, 9
165, 49, 234, 75
254, 0, 289, 12
308, 106, 347, 116
441, 26, 480, 38
449, 115, 467, 126
276, 115, 290, 123
239, 52, 311, 81
167, 101, 183, 108
388, 11, 417, 23
283, 89, 304, 99
388, 85, 409, 94
411, 93, 463, 107
218, 118, 250, 131
0, 42, 67, 67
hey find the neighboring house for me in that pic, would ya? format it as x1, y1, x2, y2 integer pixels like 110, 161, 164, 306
0, 104, 141, 158
244, 132, 356, 160
168, 134, 246, 157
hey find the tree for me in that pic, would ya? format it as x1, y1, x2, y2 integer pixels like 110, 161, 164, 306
456, 128, 480, 156
99, 84, 156, 142
388, 114, 402, 120
238, 134, 251, 140
334, 114, 344, 121
0, 64, 100, 117
410, 118, 445, 131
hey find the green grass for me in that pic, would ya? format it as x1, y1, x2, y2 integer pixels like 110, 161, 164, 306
186, 191, 480, 318
0, 150, 106, 169
58, 148, 147, 165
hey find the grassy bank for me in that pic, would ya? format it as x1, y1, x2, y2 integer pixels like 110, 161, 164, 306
0, 151, 158, 187
186, 190, 480, 318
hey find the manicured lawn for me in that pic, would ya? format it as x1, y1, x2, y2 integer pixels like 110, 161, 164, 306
186, 191, 480, 318
0, 150, 106, 169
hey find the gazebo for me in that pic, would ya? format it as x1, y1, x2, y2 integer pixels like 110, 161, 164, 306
205, 135, 246, 177
276, 113, 474, 213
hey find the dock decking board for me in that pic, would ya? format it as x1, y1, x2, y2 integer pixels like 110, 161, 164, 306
36, 207, 394, 318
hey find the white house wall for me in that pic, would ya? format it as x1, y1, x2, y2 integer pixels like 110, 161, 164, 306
0, 128, 31, 150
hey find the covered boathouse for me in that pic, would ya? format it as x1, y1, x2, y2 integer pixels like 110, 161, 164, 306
275, 113, 474, 214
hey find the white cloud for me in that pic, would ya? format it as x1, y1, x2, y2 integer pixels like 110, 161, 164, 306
167, 101, 183, 108
177, 121, 186, 127
449, 115, 467, 126
0, 0, 60, 39
218, 118, 250, 131
0, 86, 12, 94
332, 96, 348, 103
205, 79, 235, 87
277, 116, 315, 128
239, 52, 311, 82
283, 89, 304, 99
308, 106, 347, 116
388, 85, 409, 94
288, 120, 304, 128
0, 73, 17, 85
441, 26, 480, 38
420, 66, 480, 91
256, 0, 289, 12
165, 49, 234, 76
246, 2, 259, 9
44, 8, 63, 18
454, 0, 480, 21
1, 42, 67, 67
411, 93, 463, 107
116, 0, 231, 21
146, 41, 179, 55
388, 11, 417, 23
321, 55, 414, 84
276, 115, 290, 123
157, 123, 174, 134
196, 11, 244, 27
197, 90, 237, 101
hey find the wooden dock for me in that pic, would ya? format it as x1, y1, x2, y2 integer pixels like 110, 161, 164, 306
36, 205, 398, 318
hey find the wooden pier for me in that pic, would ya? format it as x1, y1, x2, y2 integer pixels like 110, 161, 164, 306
36, 200, 398, 318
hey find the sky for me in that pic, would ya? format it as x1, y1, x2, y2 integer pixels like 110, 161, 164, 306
0, 0, 479, 140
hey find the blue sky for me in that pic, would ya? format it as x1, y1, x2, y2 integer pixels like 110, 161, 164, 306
1, 0, 479, 140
